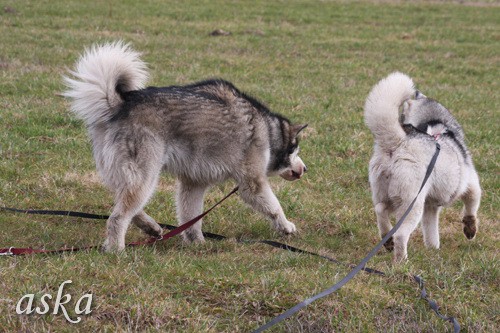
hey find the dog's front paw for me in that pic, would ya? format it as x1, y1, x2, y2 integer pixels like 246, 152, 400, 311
462, 215, 478, 240
279, 220, 297, 234
102, 238, 125, 253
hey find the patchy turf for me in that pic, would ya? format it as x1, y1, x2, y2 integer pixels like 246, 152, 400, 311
0, 0, 498, 332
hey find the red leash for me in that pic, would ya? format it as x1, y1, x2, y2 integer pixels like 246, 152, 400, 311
0, 187, 238, 256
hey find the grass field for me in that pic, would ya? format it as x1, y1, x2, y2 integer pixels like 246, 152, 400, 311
0, 0, 498, 332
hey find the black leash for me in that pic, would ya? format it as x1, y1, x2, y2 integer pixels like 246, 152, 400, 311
0, 143, 460, 332
0, 187, 239, 255
244, 239, 386, 276
0, 207, 109, 220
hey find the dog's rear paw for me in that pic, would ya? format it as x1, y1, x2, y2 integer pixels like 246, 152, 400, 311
383, 236, 394, 252
132, 214, 163, 237
142, 224, 163, 238
392, 241, 408, 264
182, 230, 206, 244
462, 215, 477, 240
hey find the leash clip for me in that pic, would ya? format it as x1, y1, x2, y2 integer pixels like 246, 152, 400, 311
0, 247, 14, 256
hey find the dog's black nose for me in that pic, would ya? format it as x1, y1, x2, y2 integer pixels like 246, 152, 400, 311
303, 166, 307, 173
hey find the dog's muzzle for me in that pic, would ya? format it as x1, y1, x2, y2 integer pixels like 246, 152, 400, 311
280, 165, 307, 181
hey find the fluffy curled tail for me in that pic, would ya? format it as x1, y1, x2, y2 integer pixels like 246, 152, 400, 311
63, 41, 149, 126
364, 72, 415, 151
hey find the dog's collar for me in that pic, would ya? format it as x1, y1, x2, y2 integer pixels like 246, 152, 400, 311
402, 124, 428, 135
402, 124, 441, 141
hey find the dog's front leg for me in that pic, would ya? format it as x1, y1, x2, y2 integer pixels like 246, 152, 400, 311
239, 177, 296, 234
175, 179, 208, 243
421, 203, 442, 249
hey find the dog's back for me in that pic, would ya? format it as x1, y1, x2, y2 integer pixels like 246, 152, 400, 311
109, 80, 270, 183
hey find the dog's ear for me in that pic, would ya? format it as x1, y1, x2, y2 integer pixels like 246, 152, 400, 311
415, 90, 426, 99
291, 124, 308, 138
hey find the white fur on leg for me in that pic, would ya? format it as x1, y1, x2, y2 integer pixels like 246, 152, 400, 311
103, 167, 161, 253
392, 200, 425, 263
104, 211, 134, 252
375, 202, 392, 238
104, 197, 152, 253
262, 185, 296, 233
239, 178, 296, 234
421, 204, 441, 249
175, 180, 208, 243
393, 234, 409, 263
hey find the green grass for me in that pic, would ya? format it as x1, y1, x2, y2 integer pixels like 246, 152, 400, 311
1, 0, 498, 332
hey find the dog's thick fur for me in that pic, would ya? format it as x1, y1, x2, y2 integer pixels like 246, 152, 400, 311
63, 41, 307, 252
364, 72, 481, 262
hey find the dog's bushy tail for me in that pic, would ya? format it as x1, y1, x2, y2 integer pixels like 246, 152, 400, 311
63, 41, 148, 126
364, 72, 415, 151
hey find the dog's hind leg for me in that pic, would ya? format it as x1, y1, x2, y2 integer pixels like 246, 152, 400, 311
392, 198, 425, 263
104, 163, 162, 252
375, 203, 394, 251
421, 202, 441, 249
132, 211, 163, 237
175, 179, 208, 243
461, 173, 481, 240
238, 177, 296, 234
104, 188, 154, 252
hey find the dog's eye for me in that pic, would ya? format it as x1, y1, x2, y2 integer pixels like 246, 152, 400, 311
288, 145, 297, 155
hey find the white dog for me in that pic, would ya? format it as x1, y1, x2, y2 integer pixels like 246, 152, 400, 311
364, 72, 481, 262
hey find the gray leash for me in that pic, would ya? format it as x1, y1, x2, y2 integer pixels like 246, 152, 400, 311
253, 143, 459, 333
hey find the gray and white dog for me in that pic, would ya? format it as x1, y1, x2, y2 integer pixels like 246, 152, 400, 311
63, 42, 307, 252
364, 72, 481, 262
